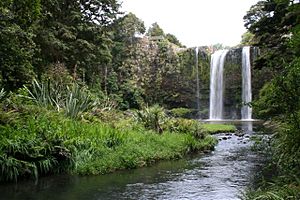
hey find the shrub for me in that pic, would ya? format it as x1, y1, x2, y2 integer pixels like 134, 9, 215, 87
133, 105, 167, 133
169, 107, 193, 118
24, 79, 94, 119
0, 114, 73, 182
164, 118, 205, 139
64, 84, 93, 119
24, 79, 63, 109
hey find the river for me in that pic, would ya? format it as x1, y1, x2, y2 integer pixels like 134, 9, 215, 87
0, 121, 268, 200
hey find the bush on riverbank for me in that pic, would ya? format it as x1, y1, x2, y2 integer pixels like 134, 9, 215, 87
0, 104, 217, 181
0, 90, 236, 183
244, 122, 300, 200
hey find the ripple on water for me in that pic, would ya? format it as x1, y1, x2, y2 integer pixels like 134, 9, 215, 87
0, 122, 267, 200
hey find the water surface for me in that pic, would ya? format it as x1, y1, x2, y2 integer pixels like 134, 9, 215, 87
0, 122, 267, 200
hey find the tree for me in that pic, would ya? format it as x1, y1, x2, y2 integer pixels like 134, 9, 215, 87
147, 22, 165, 37
244, 1, 300, 196
113, 12, 145, 42
240, 31, 255, 45
166, 33, 183, 47
33, 0, 120, 85
0, 0, 41, 90
244, 0, 300, 120
244, 0, 300, 70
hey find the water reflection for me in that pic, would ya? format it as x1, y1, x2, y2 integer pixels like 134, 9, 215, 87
0, 122, 266, 200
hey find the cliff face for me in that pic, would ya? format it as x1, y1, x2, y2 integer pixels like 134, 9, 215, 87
123, 37, 268, 119
119, 37, 209, 111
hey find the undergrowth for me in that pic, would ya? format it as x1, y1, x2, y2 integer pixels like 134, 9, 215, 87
0, 103, 220, 182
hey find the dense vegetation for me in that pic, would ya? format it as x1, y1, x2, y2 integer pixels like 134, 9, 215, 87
0, 85, 236, 182
2, 1, 299, 199
243, 0, 300, 199
0, 0, 236, 183
0, 0, 207, 111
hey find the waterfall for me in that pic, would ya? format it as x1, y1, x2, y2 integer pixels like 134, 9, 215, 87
241, 46, 252, 120
195, 47, 200, 112
209, 49, 229, 120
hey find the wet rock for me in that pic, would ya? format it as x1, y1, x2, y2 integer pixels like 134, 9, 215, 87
222, 137, 228, 140
234, 132, 245, 137
225, 133, 232, 136
203, 150, 211, 154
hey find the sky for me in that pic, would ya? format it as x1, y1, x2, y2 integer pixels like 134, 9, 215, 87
120, 0, 260, 47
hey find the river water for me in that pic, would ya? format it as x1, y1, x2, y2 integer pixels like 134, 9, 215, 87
0, 121, 267, 200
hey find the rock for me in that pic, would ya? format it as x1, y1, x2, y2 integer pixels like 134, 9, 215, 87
222, 137, 228, 140
203, 150, 211, 154
234, 132, 245, 137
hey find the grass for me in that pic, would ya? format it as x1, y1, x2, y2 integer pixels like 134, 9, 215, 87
0, 92, 236, 182
244, 182, 300, 200
202, 123, 236, 134
243, 122, 300, 200
0, 104, 229, 182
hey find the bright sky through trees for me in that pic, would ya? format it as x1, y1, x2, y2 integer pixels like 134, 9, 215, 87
121, 0, 260, 47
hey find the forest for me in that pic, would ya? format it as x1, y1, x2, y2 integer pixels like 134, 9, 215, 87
0, 0, 299, 199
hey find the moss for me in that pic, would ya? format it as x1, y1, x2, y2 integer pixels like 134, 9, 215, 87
202, 123, 236, 134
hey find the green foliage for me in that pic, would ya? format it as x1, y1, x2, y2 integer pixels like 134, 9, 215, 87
164, 118, 205, 139
201, 124, 236, 134
133, 105, 167, 133
0, 13, 36, 90
272, 125, 300, 177
254, 58, 300, 125
147, 22, 165, 37
0, 108, 73, 182
0, 102, 218, 181
0, 0, 43, 90
64, 84, 93, 119
244, 177, 300, 200
244, 1, 300, 198
112, 12, 145, 43
169, 107, 194, 118
33, 0, 120, 82
24, 79, 94, 119
166, 33, 183, 47
118, 82, 144, 110
24, 79, 58, 108
244, 0, 300, 70
240, 31, 255, 45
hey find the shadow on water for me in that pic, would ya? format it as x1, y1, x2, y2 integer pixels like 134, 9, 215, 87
0, 121, 270, 200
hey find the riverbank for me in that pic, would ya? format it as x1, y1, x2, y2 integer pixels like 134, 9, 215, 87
0, 103, 236, 183
0, 121, 263, 200
244, 121, 300, 199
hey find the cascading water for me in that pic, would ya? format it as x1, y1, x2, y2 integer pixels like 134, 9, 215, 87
195, 47, 200, 112
209, 49, 229, 120
241, 46, 252, 120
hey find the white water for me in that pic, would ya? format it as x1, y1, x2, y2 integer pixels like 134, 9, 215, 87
241, 46, 252, 120
195, 47, 200, 112
209, 50, 229, 120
